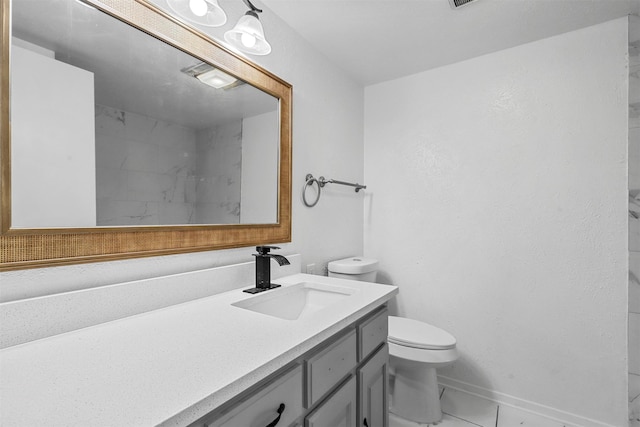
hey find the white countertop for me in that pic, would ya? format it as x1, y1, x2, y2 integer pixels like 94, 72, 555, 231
0, 274, 397, 426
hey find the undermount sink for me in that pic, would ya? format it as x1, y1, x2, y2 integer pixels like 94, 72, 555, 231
233, 282, 356, 320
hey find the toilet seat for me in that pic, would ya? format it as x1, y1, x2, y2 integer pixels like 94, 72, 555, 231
388, 316, 456, 350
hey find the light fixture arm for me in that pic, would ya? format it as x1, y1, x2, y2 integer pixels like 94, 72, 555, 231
242, 0, 263, 14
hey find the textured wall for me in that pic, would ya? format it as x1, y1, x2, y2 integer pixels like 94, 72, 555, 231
628, 14, 640, 426
364, 18, 628, 426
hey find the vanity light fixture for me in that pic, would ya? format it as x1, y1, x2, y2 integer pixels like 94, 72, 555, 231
224, 0, 272, 56
166, 0, 227, 27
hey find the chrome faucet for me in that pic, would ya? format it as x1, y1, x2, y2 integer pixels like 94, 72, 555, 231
244, 246, 290, 294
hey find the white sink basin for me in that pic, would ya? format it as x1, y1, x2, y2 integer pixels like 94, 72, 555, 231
233, 282, 356, 320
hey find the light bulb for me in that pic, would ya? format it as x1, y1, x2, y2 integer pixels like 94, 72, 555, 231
210, 77, 224, 86
241, 32, 257, 48
189, 0, 208, 17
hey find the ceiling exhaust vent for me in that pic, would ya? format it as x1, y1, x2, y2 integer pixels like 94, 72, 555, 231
448, 0, 477, 9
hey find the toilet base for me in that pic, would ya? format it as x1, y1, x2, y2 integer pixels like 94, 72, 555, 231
390, 362, 443, 424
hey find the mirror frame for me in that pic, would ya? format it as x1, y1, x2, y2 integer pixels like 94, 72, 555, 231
0, 0, 292, 271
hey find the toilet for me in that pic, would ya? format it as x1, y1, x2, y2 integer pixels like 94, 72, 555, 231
328, 257, 459, 424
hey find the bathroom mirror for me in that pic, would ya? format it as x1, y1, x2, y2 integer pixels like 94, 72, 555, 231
0, 0, 292, 270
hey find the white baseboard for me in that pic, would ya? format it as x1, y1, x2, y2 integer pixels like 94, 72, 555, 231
437, 375, 620, 427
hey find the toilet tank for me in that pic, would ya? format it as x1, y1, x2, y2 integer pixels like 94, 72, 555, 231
327, 257, 379, 282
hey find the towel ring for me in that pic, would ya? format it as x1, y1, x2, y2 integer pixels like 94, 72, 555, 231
302, 173, 367, 207
302, 174, 321, 207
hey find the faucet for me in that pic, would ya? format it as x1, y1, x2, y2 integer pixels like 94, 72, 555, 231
244, 246, 290, 294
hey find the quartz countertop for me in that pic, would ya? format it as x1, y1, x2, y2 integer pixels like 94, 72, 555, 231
0, 273, 397, 426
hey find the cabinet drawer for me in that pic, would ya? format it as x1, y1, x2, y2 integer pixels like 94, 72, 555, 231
305, 330, 357, 407
206, 365, 303, 427
359, 307, 388, 361
305, 376, 356, 427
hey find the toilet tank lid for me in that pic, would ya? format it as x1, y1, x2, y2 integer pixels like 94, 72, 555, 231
327, 257, 379, 274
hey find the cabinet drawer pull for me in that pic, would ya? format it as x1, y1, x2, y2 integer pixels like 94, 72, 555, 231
363, 417, 369, 427
265, 403, 285, 427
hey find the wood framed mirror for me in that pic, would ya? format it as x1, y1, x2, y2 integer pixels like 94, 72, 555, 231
0, 0, 292, 271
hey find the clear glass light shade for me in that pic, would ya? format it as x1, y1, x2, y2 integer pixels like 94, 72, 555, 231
224, 13, 272, 55
166, 0, 227, 27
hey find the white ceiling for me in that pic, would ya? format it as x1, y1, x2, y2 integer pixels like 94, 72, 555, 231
261, 0, 640, 86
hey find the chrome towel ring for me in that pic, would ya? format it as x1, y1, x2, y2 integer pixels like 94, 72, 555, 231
302, 173, 366, 207
302, 174, 322, 207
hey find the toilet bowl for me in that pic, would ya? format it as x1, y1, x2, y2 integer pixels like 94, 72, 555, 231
388, 316, 458, 423
327, 257, 459, 424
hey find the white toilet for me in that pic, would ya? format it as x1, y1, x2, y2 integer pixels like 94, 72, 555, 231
328, 257, 459, 424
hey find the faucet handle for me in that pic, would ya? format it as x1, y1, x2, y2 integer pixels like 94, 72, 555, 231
256, 245, 281, 255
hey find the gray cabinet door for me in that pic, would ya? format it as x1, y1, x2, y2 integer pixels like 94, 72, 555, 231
358, 345, 388, 427
306, 376, 356, 427
306, 330, 357, 407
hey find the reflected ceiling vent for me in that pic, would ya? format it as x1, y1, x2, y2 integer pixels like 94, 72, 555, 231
181, 62, 244, 90
448, 0, 478, 9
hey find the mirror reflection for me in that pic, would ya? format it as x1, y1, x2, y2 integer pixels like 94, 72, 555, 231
10, 0, 279, 228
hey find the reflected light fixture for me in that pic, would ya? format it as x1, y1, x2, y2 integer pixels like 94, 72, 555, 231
196, 68, 238, 89
181, 62, 240, 89
166, 0, 227, 27
224, 0, 272, 56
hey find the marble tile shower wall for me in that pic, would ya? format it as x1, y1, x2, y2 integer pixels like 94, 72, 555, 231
95, 105, 197, 225
629, 14, 640, 426
95, 105, 243, 225
194, 121, 243, 224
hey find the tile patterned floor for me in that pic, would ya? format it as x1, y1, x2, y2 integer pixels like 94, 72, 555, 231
389, 386, 576, 427
389, 380, 640, 427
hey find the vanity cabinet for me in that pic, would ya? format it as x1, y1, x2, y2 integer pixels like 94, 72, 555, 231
194, 306, 389, 427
